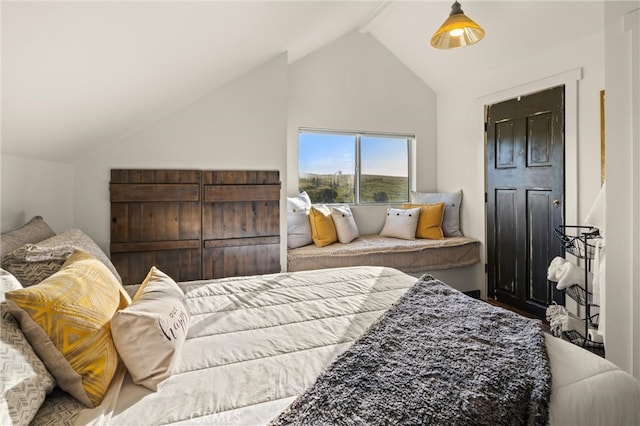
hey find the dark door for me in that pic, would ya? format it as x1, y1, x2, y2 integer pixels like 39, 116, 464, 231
486, 86, 565, 318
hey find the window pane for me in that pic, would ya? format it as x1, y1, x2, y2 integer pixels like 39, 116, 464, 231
360, 136, 409, 203
299, 132, 355, 203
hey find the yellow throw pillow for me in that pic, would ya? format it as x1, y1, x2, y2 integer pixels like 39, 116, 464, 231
403, 203, 445, 240
309, 205, 338, 247
5, 250, 131, 407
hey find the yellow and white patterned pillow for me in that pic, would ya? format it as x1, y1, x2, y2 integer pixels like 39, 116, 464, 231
5, 250, 131, 408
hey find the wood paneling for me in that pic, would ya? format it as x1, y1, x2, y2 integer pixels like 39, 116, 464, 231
111, 249, 201, 284
110, 170, 202, 285
201, 170, 280, 279
204, 185, 280, 202
110, 169, 280, 284
110, 184, 200, 202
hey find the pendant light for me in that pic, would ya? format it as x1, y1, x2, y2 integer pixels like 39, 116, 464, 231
430, 1, 485, 49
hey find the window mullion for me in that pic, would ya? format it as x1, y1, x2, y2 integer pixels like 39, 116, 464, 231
406, 138, 411, 202
355, 135, 361, 204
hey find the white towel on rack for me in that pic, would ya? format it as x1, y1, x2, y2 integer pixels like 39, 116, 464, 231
593, 239, 606, 341
554, 260, 592, 291
547, 256, 593, 290
547, 256, 566, 282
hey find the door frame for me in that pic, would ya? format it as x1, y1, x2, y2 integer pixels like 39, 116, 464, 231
478, 68, 583, 296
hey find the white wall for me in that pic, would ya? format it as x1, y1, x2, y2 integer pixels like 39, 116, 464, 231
604, 1, 639, 378
2, 31, 439, 275
0, 154, 74, 233
287, 31, 438, 236
72, 54, 289, 265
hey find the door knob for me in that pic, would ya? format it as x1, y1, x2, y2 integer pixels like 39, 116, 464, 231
553, 199, 560, 206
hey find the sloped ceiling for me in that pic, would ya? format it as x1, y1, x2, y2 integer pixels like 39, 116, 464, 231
1, 1, 604, 163
369, 1, 604, 93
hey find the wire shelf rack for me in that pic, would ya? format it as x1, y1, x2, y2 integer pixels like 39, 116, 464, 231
553, 226, 600, 260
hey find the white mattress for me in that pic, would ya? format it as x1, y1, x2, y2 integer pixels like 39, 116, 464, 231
33, 266, 640, 425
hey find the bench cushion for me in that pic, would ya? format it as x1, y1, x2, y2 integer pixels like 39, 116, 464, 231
287, 234, 480, 273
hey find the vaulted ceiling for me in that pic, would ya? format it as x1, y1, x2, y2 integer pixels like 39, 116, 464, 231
1, 1, 604, 163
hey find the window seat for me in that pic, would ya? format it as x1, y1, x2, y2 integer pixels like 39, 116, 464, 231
287, 234, 481, 273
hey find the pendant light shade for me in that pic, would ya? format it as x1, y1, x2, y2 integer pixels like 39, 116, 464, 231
430, 1, 485, 49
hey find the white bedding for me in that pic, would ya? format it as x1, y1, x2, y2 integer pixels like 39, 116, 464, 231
32, 266, 640, 425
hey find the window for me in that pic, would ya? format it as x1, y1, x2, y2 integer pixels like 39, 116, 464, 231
298, 129, 412, 204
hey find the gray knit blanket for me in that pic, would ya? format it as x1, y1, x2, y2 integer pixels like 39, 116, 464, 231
270, 277, 551, 426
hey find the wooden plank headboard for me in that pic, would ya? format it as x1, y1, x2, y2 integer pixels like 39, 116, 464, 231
110, 169, 280, 285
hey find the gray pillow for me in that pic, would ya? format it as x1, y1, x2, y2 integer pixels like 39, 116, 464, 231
410, 190, 463, 237
2, 244, 75, 287
3, 229, 122, 285
1, 216, 56, 259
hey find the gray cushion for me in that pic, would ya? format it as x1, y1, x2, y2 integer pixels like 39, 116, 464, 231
0, 216, 55, 259
3, 229, 122, 285
2, 244, 75, 287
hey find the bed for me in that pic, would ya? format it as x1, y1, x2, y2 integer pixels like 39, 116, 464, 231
1, 220, 639, 425
4, 267, 637, 425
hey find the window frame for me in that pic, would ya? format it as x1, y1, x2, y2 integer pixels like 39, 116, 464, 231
298, 128, 415, 205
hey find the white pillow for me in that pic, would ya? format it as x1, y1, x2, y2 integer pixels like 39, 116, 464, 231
287, 192, 312, 249
1, 306, 56, 426
0, 268, 22, 296
330, 205, 359, 244
379, 207, 421, 240
1, 269, 55, 426
410, 190, 463, 237
111, 267, 189, 391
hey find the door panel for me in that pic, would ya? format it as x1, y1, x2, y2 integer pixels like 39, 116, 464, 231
528, 190, 554, 305
527, 113, 553, 166
497, 121, 517, 168
486, 86, 565, 318
495, 189, 518, 295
